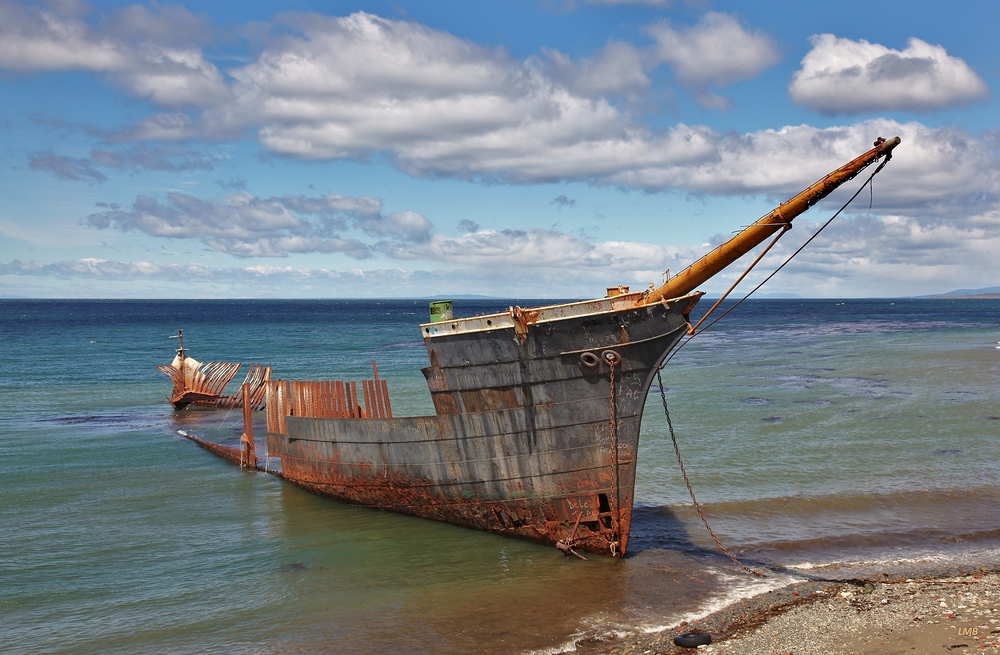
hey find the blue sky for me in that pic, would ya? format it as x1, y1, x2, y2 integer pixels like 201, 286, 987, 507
2, 0, 997, 298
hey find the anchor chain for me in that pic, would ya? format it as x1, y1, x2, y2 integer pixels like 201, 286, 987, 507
606, 351, 622, 555
656, 370, 766, 578
555, 349, 623, 559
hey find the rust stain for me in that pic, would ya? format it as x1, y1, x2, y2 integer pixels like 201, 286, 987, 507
508, 305, 539, 344
263, 361, 395, 430
280, 462, 629, 557
181, 431, 263, 471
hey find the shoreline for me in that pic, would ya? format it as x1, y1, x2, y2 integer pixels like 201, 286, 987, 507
578, 567, 1000, 655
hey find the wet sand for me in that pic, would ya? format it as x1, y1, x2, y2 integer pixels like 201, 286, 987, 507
582, 569, 1000, 655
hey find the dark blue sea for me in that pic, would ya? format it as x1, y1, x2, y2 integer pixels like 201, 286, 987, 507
2, 298, 998, 654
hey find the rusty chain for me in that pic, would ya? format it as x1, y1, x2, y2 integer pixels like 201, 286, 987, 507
656, 369, 766, 577
607, 351, 622, 554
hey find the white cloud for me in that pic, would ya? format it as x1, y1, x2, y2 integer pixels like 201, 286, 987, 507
730, 210, 1000, 297
789, 35, 989, 114
646, 12, 781, 86
0, 1, 121, 71
380, 228, 602, 265
542, 41, 649, 98
0, 1, 229, 107
4, 5, 998, 235
102, 3, 213, 47
0, 228, 700, 297
212, 11, 724, 182
692, 89, 733, 111
86, 191, 419, 258
112, 113, 202, 141
27, 145, 221, 184
21, 6, 979, 201
89, 145, 221, 172
205, 235, 371, 259
202, 10, 779, 177
11, 204, 1000, 298
606, 119, 1000, 214
280, 194, 382, 217
0, 257, 215, 280
358, 211, 434, 243
28, 150, 107, 183
375, 228, 699, 280
76, 118, 1000, 271
221, 12, 659, 178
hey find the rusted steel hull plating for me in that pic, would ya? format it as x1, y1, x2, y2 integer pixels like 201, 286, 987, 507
267, 293, 700, 557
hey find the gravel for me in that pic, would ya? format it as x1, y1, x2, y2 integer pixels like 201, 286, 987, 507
576, 568, 1000, 655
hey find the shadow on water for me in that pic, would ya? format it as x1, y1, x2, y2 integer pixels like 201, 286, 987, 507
627, 504, 776, 575
624, 505, 918, 589
628, 504, 713, 556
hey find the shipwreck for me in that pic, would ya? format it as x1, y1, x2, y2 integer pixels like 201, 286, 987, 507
157, 329, 271, 410
166, 137, 901, 558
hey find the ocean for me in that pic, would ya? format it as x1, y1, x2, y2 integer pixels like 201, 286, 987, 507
2, 298, 998, 654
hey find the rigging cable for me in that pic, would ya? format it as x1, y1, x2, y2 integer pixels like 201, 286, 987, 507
654, 153, 893, 577
663, 155, 892, 367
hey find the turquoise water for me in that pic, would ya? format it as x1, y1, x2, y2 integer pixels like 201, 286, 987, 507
1, 298, 998, 654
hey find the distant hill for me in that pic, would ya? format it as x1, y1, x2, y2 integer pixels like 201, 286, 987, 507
925, 286, 1000, 298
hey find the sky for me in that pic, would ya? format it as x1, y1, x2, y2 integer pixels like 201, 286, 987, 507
1, 0, 998, 299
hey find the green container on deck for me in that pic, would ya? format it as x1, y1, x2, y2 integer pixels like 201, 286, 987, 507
429, 300, 453, 323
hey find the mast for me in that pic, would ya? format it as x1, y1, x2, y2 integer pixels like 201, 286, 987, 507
642, 136, 901, 305
169, 329, 187, 392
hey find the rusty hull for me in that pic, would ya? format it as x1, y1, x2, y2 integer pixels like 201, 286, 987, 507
183, 430, 263, 470
266, 293, 700, 557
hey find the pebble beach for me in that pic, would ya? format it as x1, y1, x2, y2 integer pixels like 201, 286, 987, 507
588, 569, 1000, 655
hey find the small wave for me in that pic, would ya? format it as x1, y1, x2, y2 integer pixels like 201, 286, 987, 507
524, 637, 579, 655
638, 570, 797, 634
785, 542, 1000, 576
786, 553, 952, 572
524, 619, 635, 655
523, 567, 797, 655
